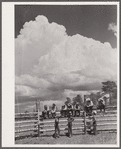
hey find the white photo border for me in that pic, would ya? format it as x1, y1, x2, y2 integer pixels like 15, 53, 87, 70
2, 1, 120, 147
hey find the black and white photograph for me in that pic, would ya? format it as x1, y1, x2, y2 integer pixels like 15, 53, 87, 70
2, 1, 120, 147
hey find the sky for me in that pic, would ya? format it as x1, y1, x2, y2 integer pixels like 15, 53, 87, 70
15, 4, 117, 113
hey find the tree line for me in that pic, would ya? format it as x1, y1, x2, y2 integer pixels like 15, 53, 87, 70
65, 81, 117, 107
24, 80, 117, 113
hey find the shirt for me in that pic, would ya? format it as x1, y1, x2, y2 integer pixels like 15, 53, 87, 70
86, 101, 93, 107
98, 99, 105, 105
75, 104, 80, 110
52, 105, 57, 112
62, 105, 67, 110
67, 104, 73, 109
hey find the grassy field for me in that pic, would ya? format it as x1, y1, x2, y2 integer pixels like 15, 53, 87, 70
15, 131, 117, 144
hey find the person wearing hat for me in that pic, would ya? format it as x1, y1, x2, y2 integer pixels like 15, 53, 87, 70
67, 111, 74, 138
53, 116, 60, 138
84, 98, 93, 115
51, 103, 57, 118
98, 98, 105, 112
61, 104, 67, 117
42, 105, 48, 119
74, 102, 80, 117
87, 111, 97, 135
67, 103, 73, 116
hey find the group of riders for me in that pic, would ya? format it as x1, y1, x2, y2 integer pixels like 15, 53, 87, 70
42, 97, 105, 119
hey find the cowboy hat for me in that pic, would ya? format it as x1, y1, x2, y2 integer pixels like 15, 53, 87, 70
86, 98, 91, 102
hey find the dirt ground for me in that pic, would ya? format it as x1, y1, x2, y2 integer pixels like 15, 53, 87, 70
15, 131, 117, 144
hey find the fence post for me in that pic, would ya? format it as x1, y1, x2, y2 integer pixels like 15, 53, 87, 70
38, 108, 40, 137
84, 111, 87, 134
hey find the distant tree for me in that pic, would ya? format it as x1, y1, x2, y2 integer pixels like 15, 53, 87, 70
112, 87, 117, 99
25, 110, 29, 113
76, 95, 83, 104
96, 92, 101, 98
95, 92, 102, 103
102, 81, 116, 92
33, 109, 36, 112
72, 94, 84, 109
49, 105, 52, 110
89, 93, 97, 106
102, 81, 117, 104
72, 97, 76, 105
84, 95, 89, 104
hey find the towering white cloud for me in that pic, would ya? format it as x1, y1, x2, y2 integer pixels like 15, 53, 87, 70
108, 22, 117, 37
15, 15, 117, 100
15, 15, 67, 75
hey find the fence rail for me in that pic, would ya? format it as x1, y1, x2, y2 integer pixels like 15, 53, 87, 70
15, 124, 37, 128
15, 120, 38, 124
15, 112, 38, 115
15, 107, 117, 139
15, 128, 37, 133
15, 106, 117, 116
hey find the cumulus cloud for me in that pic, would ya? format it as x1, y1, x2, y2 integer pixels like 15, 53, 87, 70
15, 75, 65, 100
15, 75, 50, 89
15, 85, 38, 97
15, 15, 117, 102
15, 15, 67, 75
33, 34, 117, 88
64, 89, 99, 101
108, 23, 117, 37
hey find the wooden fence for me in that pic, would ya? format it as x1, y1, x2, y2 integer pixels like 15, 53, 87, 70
15, 106, 117, 139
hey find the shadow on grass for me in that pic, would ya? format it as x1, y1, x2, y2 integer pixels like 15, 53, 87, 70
15, 132, 43, 140
42, 132, 85, 138
15, 132, 85, 140
15, 130, 116, 140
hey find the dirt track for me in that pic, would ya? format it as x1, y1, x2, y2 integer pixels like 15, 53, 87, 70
15, 131, 117, 144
